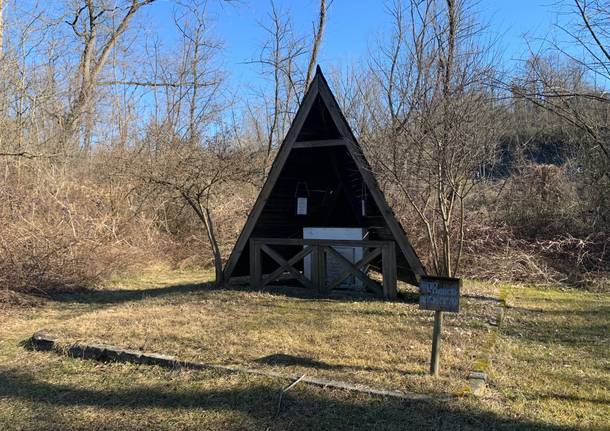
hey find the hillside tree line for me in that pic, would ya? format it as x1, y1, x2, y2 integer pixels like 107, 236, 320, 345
0, 0, 607, 301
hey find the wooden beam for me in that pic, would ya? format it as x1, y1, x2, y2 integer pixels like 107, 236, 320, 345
382, 242, 398, 299
260, 244, 314, 290
327, 246, 382, 291
293, 138, 348, 148
250, 237, 392, 248
325, 246, 381, 294
249, 239, 262, 289
249, 239, 256, 288
263, 246, 313, 286
310, 245, 325, 293
317, 245, 327, 293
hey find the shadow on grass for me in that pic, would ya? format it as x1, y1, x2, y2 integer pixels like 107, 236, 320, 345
255, 353, 342, 370
253, 353, 425, 376
48, 282, 212, 305
47, 279, 420, 307
0, 368, 578, 431
223, 281, 420, 304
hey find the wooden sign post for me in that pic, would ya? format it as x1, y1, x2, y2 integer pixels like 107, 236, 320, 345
419, 276, 461, 377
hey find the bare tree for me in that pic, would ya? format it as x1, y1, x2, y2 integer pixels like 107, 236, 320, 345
249, 1, 306, 161
134, 130, 253, 286
62, 0, 155, 152
304, 0, 328, 88
129, 1, 251, 286
246, 0, 331, 175
0, 0, 263, 295
363, 0, 501, 277
510, 0, 610, 162
504, 0, 610, 234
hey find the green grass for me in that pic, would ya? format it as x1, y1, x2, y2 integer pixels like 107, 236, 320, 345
0, 269, 608, 430
490, 285, 610, 429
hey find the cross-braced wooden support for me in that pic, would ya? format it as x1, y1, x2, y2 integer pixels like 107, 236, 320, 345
249, 238, 398, 299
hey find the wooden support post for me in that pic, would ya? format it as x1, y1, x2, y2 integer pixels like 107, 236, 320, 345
260, 244, 314, 289
249, 239, 262, 289
382, 242, 397, 300
249, 239, 255, 288
311, 245, 326, 293
263, 246, 313, 287
317, 245, 327, 294
430, 310, 443, 376
311, 245, 320, 292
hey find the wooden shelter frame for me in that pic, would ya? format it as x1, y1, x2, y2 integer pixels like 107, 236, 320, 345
249, 238, 397, 299
223, 67, 426, 295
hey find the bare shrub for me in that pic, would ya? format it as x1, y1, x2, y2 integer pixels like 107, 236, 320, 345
0, 163, 110, 293
459, 219, 609, 290
0, 156, 175, 296
495, 164, 579, 237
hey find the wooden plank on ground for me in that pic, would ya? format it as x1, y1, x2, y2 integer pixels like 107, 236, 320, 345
30, 331, 443, 401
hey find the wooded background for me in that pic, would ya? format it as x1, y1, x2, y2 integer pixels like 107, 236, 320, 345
1, 0, 608, 299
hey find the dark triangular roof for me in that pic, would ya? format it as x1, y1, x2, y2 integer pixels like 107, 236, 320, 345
224, 67, 425, 285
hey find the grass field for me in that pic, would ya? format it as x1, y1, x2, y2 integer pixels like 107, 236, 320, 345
0, 270, 608, 430
46, 272, 499, 396
492, 285, 610, 429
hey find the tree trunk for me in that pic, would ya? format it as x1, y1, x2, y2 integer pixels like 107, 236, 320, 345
181, 193, 224, 287
305, 0, 327, 88
62, 0, 155, 150
203, 206, 224, 287
439, 0, 457, 277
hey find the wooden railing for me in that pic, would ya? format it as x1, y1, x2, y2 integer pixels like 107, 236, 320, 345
249, 237, 397, 299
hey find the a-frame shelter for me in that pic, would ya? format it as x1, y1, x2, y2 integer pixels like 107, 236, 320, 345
224, 67, 425, 298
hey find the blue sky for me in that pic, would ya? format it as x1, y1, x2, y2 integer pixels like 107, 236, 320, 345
147, 0, 563, 93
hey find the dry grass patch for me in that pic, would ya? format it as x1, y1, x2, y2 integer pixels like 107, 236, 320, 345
47, 272, 498, 396
3, 270, 607, 430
